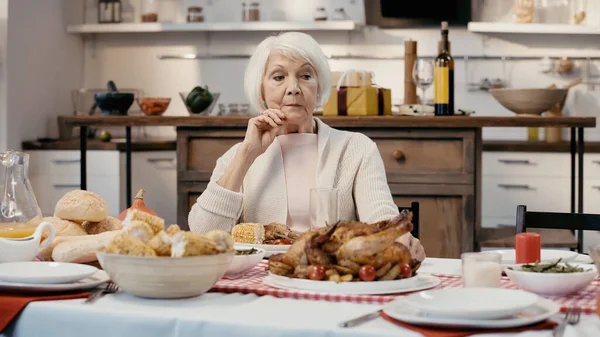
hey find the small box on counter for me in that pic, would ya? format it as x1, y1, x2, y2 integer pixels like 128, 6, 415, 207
331, 71, 373, 87
323, 86, 392, 116
324, 70, 391, 116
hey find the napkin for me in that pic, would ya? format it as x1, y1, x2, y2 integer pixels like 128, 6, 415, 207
380, 311, 558, 337
0, 291, 90, 333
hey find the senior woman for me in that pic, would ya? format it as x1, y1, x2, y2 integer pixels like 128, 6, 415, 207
188, 32, 425, 261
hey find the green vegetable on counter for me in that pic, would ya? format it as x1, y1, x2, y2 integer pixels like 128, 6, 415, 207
185, 85, 214, 114
235, 248, 258, 255
509, 258, 585, 273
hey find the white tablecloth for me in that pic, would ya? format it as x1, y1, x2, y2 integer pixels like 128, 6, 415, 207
2, 258, 600, 337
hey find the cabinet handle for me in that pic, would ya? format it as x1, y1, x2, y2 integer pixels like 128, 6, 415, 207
52, 159, 80, 164
497, 224, 515, 228
498, 184, 535, 190
147, 158, 175, 163
592, 186, 600, 190
392, 150, 405, 161
498, 159, 535, 165
53, 184, 80, 188
592, 160, 600, 165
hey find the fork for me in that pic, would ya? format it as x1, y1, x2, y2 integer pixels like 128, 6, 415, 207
565, 306, 581, 325
84, 282, 119, 304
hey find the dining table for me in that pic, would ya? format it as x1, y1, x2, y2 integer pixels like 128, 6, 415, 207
2, 257, 599, 337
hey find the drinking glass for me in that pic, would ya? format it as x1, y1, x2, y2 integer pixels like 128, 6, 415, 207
413, 59, 434, 109
309, 188, 339, 230
461, 252, 502, 288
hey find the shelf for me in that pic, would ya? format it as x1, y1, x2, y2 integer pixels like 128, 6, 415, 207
468, 22, 600, 35
66, 21, 359, 34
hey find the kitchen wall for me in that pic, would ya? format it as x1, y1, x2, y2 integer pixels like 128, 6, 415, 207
0, 0, 84, 152
73, 0, 600, 141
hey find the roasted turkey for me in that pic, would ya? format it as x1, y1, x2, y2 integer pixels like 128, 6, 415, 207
266, 210, 420, 280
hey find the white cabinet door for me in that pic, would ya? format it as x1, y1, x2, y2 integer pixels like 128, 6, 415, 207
483, 152, 569, 177
128, 151, 177, 225
482, 176, 571, 217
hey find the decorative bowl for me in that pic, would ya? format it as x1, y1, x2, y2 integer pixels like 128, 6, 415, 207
504, 263, 597, 297
489, 88, 568, 115
96, 251, 234, 299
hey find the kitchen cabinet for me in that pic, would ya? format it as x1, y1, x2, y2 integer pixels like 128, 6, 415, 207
26, 150, 177, 225
481, 151, 600, 253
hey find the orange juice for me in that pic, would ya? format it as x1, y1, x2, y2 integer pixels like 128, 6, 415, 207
0, 223, 37, 238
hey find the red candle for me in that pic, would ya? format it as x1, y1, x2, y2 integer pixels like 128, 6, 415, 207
515, 232, 541, 264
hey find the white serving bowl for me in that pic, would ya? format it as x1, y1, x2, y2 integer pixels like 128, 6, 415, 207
96, 251, 234, 299
505, 263, 597, 297
223, 247, 266, 278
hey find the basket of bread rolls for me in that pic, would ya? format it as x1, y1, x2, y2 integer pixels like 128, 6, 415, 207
41, 189, 235, 299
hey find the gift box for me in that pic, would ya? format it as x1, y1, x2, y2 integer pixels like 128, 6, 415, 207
323, 87, 392, 116
323, 70, 391, 116
331, 71, 373, 87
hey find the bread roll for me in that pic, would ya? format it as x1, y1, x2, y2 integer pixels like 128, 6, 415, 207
51, 230, 121, 263
82, 216, 123, 235
54, 190, 108, 222
38, 217, 88, 260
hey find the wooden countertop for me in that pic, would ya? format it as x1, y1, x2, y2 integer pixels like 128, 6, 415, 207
59, 115, 596, 128
22, 138, 176, 152
483, 140, 600, 153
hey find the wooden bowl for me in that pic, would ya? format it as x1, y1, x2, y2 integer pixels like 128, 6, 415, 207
489, 88, 568, 115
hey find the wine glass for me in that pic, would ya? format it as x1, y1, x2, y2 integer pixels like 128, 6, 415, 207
413, 59, 434, 113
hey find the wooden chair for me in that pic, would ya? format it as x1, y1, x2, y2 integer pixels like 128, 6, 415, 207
516, 204, 600, 253
399, 201, 420, 239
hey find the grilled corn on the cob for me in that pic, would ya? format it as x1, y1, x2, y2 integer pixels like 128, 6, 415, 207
123, 208, 165, 234
148, 230, 172, 256
231, 223, 265, 244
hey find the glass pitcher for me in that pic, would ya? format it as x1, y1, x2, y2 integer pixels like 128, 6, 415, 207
0, 150, 44, 238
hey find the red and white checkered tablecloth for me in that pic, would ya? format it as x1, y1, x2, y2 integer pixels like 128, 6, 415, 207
210, 261, 600, 314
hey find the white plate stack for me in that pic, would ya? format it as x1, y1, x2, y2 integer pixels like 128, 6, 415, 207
382, 288, 559, 329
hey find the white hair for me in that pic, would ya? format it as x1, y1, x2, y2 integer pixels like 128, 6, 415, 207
244, 32, 332, 115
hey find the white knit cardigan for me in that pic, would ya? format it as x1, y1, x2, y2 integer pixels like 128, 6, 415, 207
188, 117, 400, 234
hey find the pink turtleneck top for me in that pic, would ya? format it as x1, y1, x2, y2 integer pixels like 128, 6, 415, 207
278, 133, 318, 233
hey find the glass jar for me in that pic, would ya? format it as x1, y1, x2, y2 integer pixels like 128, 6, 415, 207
242, 2, 260, 22
537, 0, 569, 24
98, 0, 122, 24
314, 7, 327, 21
513, 0, 535, 23
569, 0, 586, 24
141, 0, 159, 22
332, 8, 346, 20
187, 6, 204, 22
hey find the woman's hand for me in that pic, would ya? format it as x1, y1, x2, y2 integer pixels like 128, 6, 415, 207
396, 233, 426, 262
241, 109, 286, 158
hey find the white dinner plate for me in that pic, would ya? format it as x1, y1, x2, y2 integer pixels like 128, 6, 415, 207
0, 262, 98, 284
263, 273, 441, 295
0, 270, 109, 292
491, 249, 579, 265
234, 243, 291, 257
383, 296, 559, 329
402, 288, 539, 320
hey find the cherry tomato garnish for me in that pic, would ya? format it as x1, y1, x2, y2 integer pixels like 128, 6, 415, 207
399, 264, 412, 279
358, 265, 376, 281
308, 265, 326, 281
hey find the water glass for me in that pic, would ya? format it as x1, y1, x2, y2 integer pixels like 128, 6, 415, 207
309, 188, 339, 230
461, 252, 502, 288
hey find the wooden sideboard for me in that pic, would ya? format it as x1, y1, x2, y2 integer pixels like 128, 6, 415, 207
59, 115, 596, 259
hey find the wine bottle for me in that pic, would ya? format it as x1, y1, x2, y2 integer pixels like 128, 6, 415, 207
434, 21, 454, 116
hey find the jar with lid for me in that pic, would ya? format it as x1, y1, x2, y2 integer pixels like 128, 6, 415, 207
537, 0, 569, 24
141, 0, 159, 22
513, 0, 535, 23
332, 8, 346, 20
242, 2, 260, 22
187, 6, 204, 22
569, 0, 586, 24
98, 0, 122, 24
314, 7, 327, 21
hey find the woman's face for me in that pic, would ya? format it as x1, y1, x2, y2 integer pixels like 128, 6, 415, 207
262, 52, 318, 126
